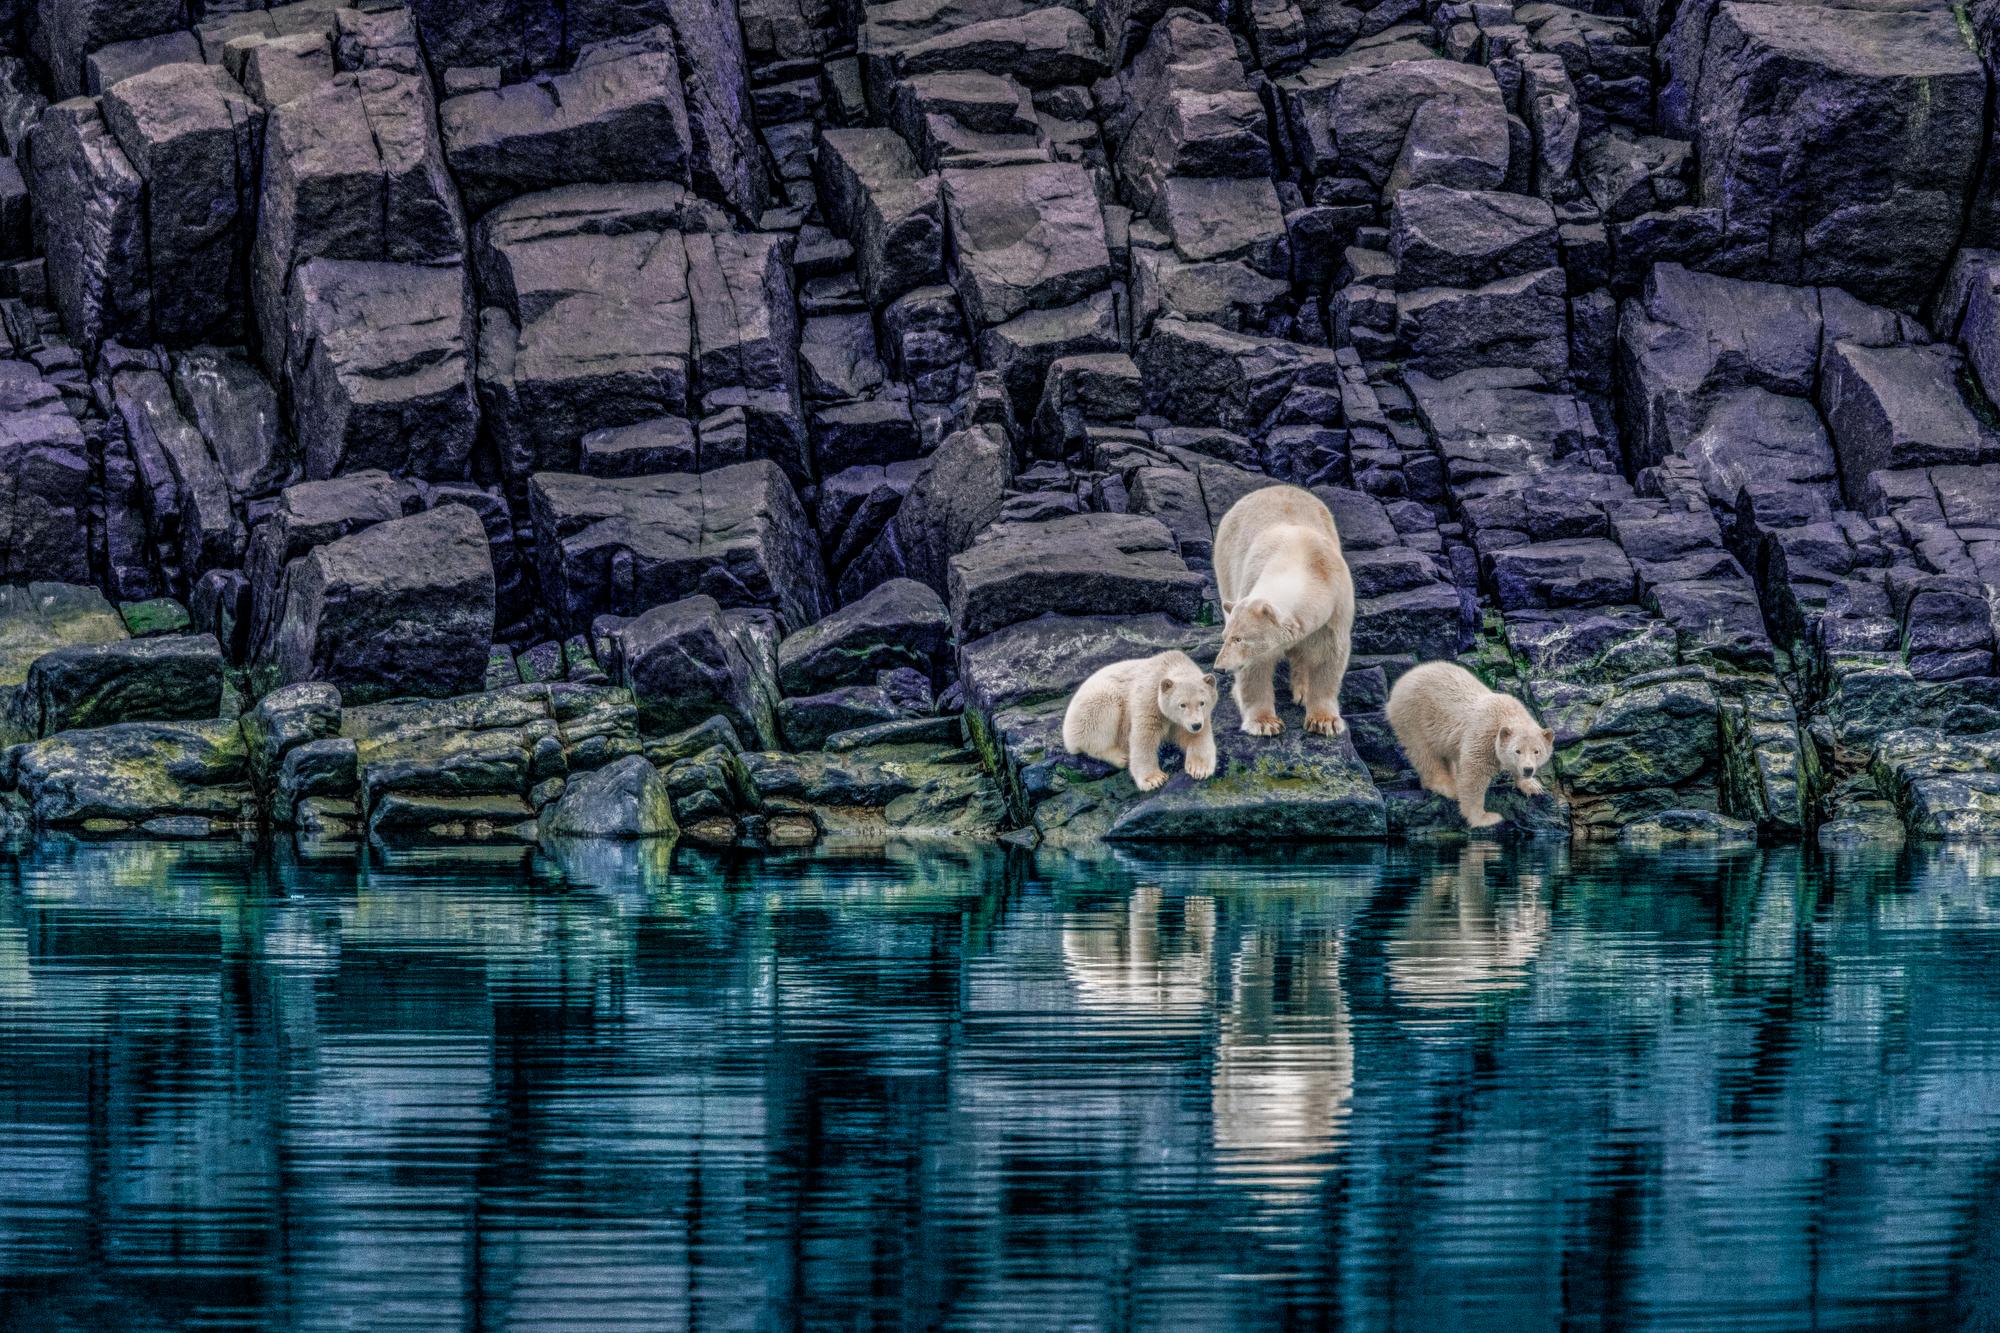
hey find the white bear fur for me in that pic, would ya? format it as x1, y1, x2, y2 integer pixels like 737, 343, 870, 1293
1212, 484, 1355, 738
1062, 650, 1220, 792
1387, 661, 1554, 828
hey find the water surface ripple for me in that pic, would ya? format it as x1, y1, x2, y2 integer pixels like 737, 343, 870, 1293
1, 837, 1996, 1331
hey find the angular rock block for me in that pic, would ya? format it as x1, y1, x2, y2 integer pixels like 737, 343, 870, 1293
541, 753, 677, 838
842, 424, 1011, 599
1668, 0, 1982, 308
1486, 538, 1637, 610
608, 594, 781, 746
113, 367, 247, 580
530, 460, 829, 634
252, 70, 467, 371
11, 718, 250, 829
866, 6, 1107, 89
1105, 10, 1270, 214
440, 25, 691, 216
32, 97, 149, 347
244, 469, 424, 657
947, 513, 1206, 640
814, 128, 945, 307
777, 578, 953, 695
170, 346, 296, 500
1279, 55, 1506, 191
476, 215, 692, 479
1390, 185, 1558, 290
33, 0, 186, 99
101, 62, 265, 345
271, 504, 497, 704
0, 363, 91, 584
941, 162, 1112, 326
17, 634, 224, 737
685, 230, 804, 471
1397, 267, 1569, 380
286, 259, 478, 480
1818, 340, 1993, 505
1139, 316, 1343, 433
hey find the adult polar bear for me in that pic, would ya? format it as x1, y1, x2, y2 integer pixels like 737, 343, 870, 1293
1212, 485, 1355, 738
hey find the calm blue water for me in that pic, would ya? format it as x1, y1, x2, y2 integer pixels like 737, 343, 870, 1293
0, 837, 1997, 1332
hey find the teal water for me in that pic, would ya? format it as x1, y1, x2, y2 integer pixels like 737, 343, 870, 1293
1, 838, 1997, 1331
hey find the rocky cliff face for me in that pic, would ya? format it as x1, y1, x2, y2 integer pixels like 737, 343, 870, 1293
0, 0, 1992, 846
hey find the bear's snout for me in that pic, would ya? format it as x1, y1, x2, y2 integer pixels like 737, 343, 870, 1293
1187, 720, 1203, 733
1520, 764, 1536, 777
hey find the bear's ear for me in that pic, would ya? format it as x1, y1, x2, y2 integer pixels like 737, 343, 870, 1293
1202, 673, 1217, 690
1280, 613, 1305, 638
1497, 723, 1514, 744
1221, 598, 1236, 615
1242, 599, 1272, 622
1541, 726, 1554, 745
1158, 678, 1175, 696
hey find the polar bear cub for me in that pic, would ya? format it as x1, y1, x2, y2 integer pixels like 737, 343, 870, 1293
1063, 651, 1220, 792
1212, 484, 1355, 738
1387, 661, 1554, 828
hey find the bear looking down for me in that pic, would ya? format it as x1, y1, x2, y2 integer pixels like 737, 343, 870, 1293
1212, 485, 1356, 739
1387, 661, 1554, 829
1062, 650, 1220, 792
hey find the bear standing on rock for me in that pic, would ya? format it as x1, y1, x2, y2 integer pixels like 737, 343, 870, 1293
1212, 485, 1355, 738
1388, 662, 1554, 829
1063, 650, 1220, 791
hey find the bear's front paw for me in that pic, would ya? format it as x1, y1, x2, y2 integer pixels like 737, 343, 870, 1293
1185, 750, 1217, 780
1516, 777, 1546, 797
1304, 711, 1345, 737
1466, 811, 1503, 829
1241, 712, 1283, 737
1133, 770, 1170, 792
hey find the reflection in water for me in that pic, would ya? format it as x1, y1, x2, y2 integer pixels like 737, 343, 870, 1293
1387, 840, 1550, 1012
2, 838, 2000, 1329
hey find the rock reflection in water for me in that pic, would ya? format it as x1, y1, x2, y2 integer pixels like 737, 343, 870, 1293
0, 838, 1998, 1330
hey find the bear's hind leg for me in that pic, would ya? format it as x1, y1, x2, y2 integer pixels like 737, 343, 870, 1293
1234, 658, 1284, 736
1415, 751, 1457, 799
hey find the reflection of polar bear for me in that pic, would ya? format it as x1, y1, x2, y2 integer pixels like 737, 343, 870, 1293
1388, 844, 1550, 1010
1063, 650, 1219, 791
1060, 885, 1217, 1014
1212, 935, 1353, 1186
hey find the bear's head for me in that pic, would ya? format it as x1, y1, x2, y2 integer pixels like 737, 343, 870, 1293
1494, 721, 1554, 783
1213, 599, 1302, 671
1157, 663, 1219, 735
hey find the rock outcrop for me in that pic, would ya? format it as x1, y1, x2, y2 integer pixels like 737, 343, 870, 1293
1, 0, 1998, 848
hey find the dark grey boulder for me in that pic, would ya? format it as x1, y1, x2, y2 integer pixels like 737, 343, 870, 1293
777, 578, 952, 695
540, 753, 677, 837
439, 25, 692, 217
814, 128, 945, 307
940, 162, 1112, 326
31, 96, 149, 347
0, 364, 91, 584
17, 634, 224, 737
100, 62, 265, 345
271, 504, 497, 704
1486, 538, 1638, 610
113, 367, 247, 581
607, 594, 781, 746
10, 719, 251, 829
841, 425, 1012, 600
530, 460, 829, 634
33, 0, 186, 99
170, 346, 296, 501
579, 416, 699, 477
948, 513, 1206, 640
1817, 340, 1993, 504
1390, 185, 1558, 290
241, 679, 343, 793
285, 259, 478, 481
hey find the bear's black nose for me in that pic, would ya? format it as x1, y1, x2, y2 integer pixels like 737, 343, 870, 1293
1521, 764, 1535, 777
1188, 721, 1203, 733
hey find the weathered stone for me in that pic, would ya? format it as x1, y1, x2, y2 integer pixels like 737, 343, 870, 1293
540, 752, 677, 837
31, 97, 149, 347
778, 578, 953, 694
1818, 341, 1992, 504
842, 425, 1012, 599
0, 365, 91, 584
100, 62, 265, 344
271, 504, 497, 704
608, 595, 781, 746
940, 162, 1112, 326
531, 461, 829, 634
440, 26, 691, 216
948, 513, 1206, 639
113, 367, 247, 580
286, 259, 478, 481
814, 128, 944, 306
16, 633, 223, 737
11, 717, 249, 828
170, 346, 295, 500
1390, 185, 1558, 289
